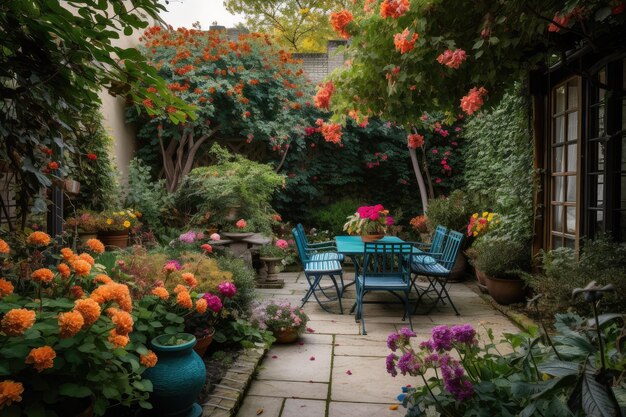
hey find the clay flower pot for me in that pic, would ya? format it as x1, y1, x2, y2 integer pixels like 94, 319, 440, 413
360, 234, 384, 242
485, 274, 526, 305
272, 328, 301, 344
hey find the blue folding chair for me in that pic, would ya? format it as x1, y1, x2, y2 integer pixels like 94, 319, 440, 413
295, 224, 344, 262
411, 230, 464, 315
410, 225, 447, 305
292, 228, 344, 314
356, 242, 415, 335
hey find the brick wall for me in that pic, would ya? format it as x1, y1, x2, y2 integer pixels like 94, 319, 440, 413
293, 40, 347, 84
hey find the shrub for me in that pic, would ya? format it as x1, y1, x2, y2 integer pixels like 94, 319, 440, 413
526, 236, 626, 316
425, 190, 476, 232
309, 198, 361, 236
214, 255, 257, 315
473, 237, 530, 278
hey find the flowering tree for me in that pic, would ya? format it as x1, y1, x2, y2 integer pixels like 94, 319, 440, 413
321, 0, 626, 211
129, 28, 310, 192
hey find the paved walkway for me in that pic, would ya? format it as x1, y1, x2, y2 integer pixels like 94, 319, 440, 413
235, 271, 520, 417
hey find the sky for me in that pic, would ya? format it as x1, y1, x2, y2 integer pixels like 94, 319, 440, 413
159, 0, 245, 30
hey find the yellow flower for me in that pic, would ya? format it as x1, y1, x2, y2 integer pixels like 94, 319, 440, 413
123, 221, 131, 228
472, 213, 478, 219
106, 218, 113, 225
487, 213, 494, 222
482, 211, 488, 218
129, 213, 136, 218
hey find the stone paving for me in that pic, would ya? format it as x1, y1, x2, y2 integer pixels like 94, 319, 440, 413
235, 271, 521, 417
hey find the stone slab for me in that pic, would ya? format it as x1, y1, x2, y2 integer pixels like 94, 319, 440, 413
281, 399, 326, 417
247, 380, 328, 400
235, 395, 283, 417
256, 343, 332, 382
328, 401, 403, 417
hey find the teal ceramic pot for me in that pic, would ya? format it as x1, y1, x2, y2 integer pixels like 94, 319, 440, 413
143, 333, 206, 417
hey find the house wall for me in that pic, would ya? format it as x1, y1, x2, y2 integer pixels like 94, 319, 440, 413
293, 40, 347, 84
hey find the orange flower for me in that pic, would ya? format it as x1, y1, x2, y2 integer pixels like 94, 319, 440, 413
173, 284, 187, 294
314, 81, 334, 110
196, 298, 208, 314
60, 247, 75, 262
108, 329, 129, 348
0, 239, 10, 254
78, 253, 95, 266
31, 268, 54, 284
182, 272, 197, 288
58, 311, 84, 338
0, 278, 14, 298
0, 380, 24, 408
380, 0, 410, 18
330, 9, 353, 39
321, 122, 342, 144
176, 290, 193, 309
140, 350, 158, 368
394, 29, 419, 54
26, 231, 51, 246
91, 283, 132, 312
73, 298, 101, 326
436, 49, 467, 69
106, 308, 134, 335
57, 263, 71, 279
460, 87, 488, 115
71, 259, 92, 277
25, 346, 56, 372
407, 133, 425, 149
86, 238, 105, 254
1, 308, 36, 336
94, 274, 113, 284
70, 285, 84, 299
151, 286, 169, 300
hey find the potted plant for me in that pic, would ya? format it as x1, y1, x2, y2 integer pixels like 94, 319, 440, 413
221, 218, 255, 241
251, 299, 309, 343
343, 204, 395, 241
0, 234, 156, 416
95, 209, 142, 249
142, 333, 206, 417
473, 236, 530, 305
65, 210, 99, 244
259, 239, 289, 281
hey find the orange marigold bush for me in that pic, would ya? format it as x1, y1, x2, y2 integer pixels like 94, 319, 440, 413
196, 298, 208, 314
26, 231, 51, 246
94, 274, 113, 284
0, 278, 14, 297
57, 263, 71, 279
330, 9, 353, 39
58, 310, 84, 338
140, 350, 158, 368
176, 290, 193, 309
90, 283, 132, 312
0, 239, 9, 254
151, 286, 169, 300
78, 253, 95, 266
73, 298, 101, 326
108, 329, 130, 348
25, 346, 56, 372
60, 247, 75, 262
1, 308, 36, 336
182, 272, 197, 288
107, 308, 134, 335
86, 238, 105, 254
30, 268, 54, 284
72, 259, 92, 276
0, 380, 24, 408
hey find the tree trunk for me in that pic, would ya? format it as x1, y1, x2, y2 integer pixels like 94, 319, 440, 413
408, 146, 429, 213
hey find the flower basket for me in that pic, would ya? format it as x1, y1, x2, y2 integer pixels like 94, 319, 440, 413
97, 230, 129, 249
361, 234, 384, 242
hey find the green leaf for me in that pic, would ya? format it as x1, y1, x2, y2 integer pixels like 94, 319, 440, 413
580, 369, 616, 417
58, 383, 92, 398
102, 385, 119, 399
612, 386, 626, 416
473, 39, 484, 49
123, 26, 133, 36
133, 379, 153, 392
538, 360, 580, 377
24, 402, 46, 417
139, 400, 153, 409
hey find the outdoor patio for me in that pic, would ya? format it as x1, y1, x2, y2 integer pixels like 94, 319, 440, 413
236, 271, 520, 417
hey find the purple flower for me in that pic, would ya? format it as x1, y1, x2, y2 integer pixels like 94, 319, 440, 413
202, 293, 223, 313
423, 353, 440, 367
217, 281, 237, 298
387, 332, 401, 351
451, 324, 477, 345
179, 230, 197, 243
398, 327, 416, 338
419, 340, 434, 352
397, 351, 422, 376
431, 325, 453, 351
386, 216, 395, 226
440, 355, 473, 401
386, 353, 398, 377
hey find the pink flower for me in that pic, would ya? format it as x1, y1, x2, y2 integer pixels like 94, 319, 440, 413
435, 178, 442, 184
305, 127, 316, 136
432, 149, 438, 154
218, 282, 237, 298
407, 133, 424, 149
235, 219, 247, 229
163, 260, 182, 273
436, 49, 467, 69
369, 212, 380, 221
275, 239, 289, 250
386, 216, 395, 226
201, 244, 213, 253
210, 233, 221, 241
202, 293, 223, 312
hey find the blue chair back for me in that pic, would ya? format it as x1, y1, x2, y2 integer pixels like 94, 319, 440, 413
439, 230, 464, 270
431, 225, 447, 254
296, 223, 308, 244
291, 228, 310, 263
362, 242, 414, 283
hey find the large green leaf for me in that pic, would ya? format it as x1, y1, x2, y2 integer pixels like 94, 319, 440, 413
612, 386, 626, 417
580, 370, 617, 417
58, 383, 92, 398
538, 360, 581, 377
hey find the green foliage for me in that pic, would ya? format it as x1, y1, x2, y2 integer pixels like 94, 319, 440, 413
425, 190, 476, 232
309, 198, 361, 236
463, 87, 535, 242
213, 318, 275, 349
214, 255, 257, 315
173, 145, 284, 234
124, 158, 173, 240
0, 0, 193, 230
526, 236, 626, 316
473, 237, 531, 278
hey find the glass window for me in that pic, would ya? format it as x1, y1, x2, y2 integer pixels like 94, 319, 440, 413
567, 81, 578, 109
554, 147, 564, 172
567, 144, 577, 172
566, 207, 576, 233
555, 117, 565, 143
553, 206, 563, 231
556, 86, 566, 113
553, 176, 564, 201
567, 176, 577, 202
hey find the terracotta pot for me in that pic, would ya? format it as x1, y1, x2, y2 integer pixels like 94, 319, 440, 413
77, 231, 98, 246
485, 274, 526, 305
193, 328, 215, 357
448, 251, 467, 282
361, 234, 384, 242
97, 230, 129, 250
475, 268, 487, 286
272, 328, 300, 344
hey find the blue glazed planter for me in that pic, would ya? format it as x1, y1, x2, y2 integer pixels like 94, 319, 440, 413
143, 333, 206, 417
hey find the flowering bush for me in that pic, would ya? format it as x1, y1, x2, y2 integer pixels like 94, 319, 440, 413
182, 280, 237, 339
467, 211, 498, 237
251, 300, 308, 334
259, 239, 290, 258
96, 209, 142, 232
0, 234, 157, 415
64, 210, 99, 232
343, 204, 394, 235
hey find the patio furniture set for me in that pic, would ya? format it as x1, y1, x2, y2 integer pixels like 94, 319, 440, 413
292, 224, 464, 334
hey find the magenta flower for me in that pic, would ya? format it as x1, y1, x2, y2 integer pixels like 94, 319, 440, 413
451, 324, 477, 345
386, 353, 398, 377
202, 293, 223, 313
162, 260, 182, 273
431, 325, 454, 351
217, 281, 237, 298
386, 216, 395, 226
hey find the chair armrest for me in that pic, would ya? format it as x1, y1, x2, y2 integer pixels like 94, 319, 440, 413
306, 247, 337, 254
307, 241, 337, 248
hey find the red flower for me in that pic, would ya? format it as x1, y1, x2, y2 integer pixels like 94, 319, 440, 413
460, 87, 488, 115
394, 29, 419, 54
142, 98, 154, 109
548, 12, 571, 32
612, 3, 625, 14
47, 162, 59, 170
330, 10, 353, 39
320, 122, 342, 144
87, 153, 97, 161
146, 86, 158, 93
436, 49, 467, 69
407, 133, 424, 149
41, 147, 53, 155
201, 244, 213, 253
380, 0, 410, 18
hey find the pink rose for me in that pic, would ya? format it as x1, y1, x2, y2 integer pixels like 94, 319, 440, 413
210, 233, 221, 241
275, 239, 289, 250
235, 219, 247, 229
202, 293, 223, 312
369, 212, 380, 221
